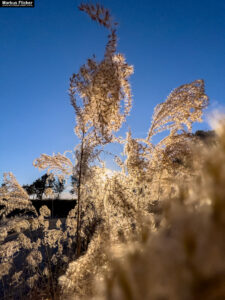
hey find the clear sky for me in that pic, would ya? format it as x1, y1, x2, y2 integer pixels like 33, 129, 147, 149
0, 0, 225, 185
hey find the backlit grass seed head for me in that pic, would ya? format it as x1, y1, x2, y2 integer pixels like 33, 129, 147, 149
147, 79, 208, 141
69, 3, 133, 143
0, 172, 36, 218
39, 205, 51, 218
26, 250, 42, 269
33, 152, 73, 178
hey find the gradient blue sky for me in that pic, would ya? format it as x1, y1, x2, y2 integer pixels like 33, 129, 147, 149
0, 0, 225, 185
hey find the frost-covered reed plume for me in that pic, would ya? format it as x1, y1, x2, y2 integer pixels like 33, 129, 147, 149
0, 172, 36, 219
33, 2, 133, 258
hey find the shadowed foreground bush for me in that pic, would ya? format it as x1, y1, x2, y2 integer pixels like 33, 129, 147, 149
31, 200, 77, 218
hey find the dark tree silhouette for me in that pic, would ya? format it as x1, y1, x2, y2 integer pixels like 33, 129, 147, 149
70, 175, 78, 196
23, 174, 55, 200
22, 183, 36, 198
53, 178, 65, 199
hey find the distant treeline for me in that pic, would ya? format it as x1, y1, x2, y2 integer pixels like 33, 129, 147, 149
31, 199, 76, 218
0, 199, 77, 220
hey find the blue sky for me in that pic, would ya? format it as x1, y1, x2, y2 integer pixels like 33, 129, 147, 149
0, 0, 225, 185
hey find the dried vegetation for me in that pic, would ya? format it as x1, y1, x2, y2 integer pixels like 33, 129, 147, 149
0, 3, 224, 300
